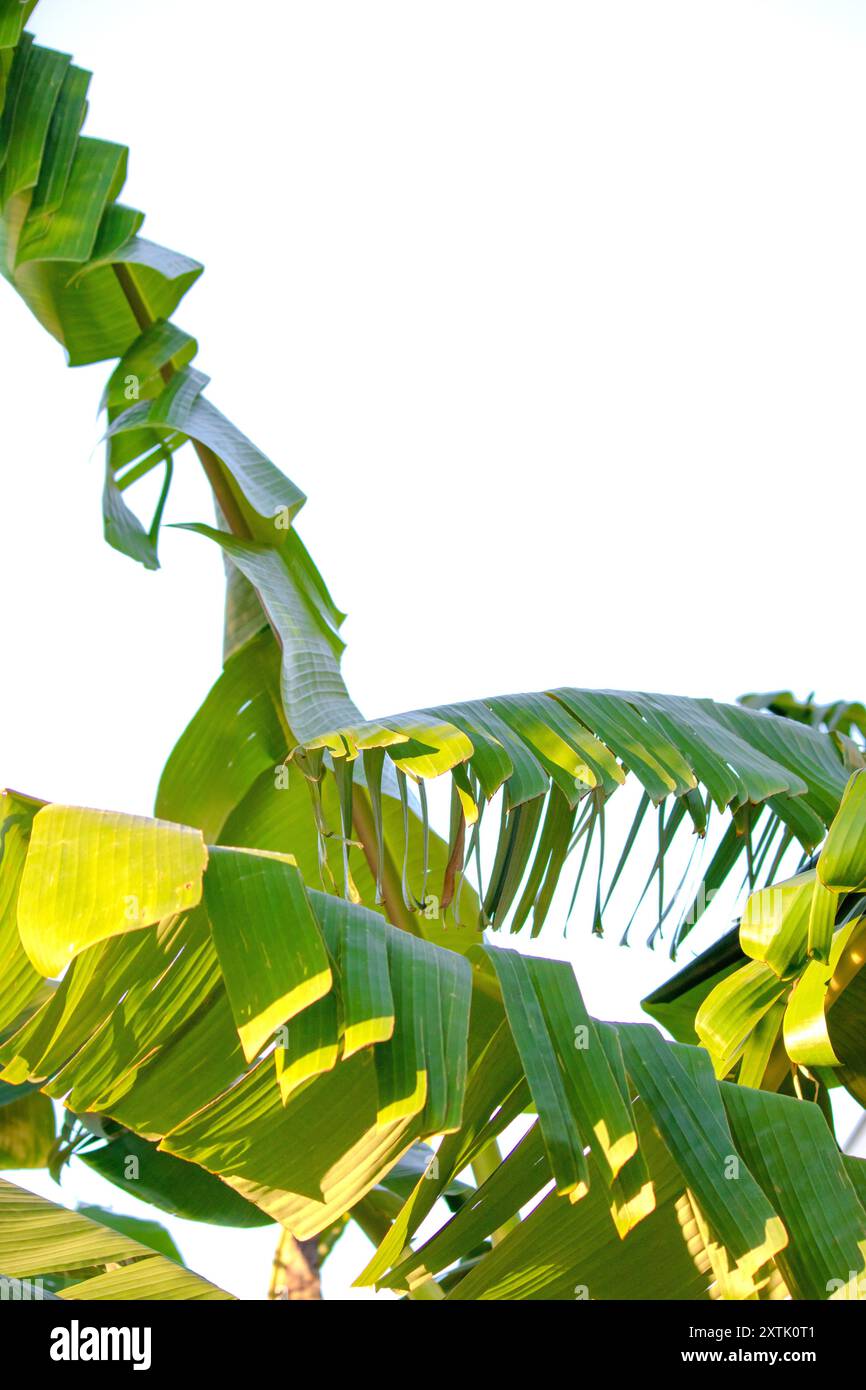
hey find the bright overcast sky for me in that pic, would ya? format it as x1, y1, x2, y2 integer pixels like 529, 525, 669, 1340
2, 0, 865, 1298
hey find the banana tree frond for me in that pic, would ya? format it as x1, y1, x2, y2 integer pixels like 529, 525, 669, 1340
740, 688, 866, 749
294, 688, 851, 944
0, 1177, 231, 1299
78, 1127, 275, 1230
0, 12, 328, 641
0, 797, 479, 1238
364, 1023, 866, 1301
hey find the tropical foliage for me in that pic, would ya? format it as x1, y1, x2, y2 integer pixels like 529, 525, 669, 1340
1, 1, 865, 1301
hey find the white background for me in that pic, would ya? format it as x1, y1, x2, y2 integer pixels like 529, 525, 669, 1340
2, 0, 866, 1298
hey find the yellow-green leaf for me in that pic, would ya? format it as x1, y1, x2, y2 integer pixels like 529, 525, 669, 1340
739, 870, 814, 978
17, 805, 208, 977
818, 769, 866, 892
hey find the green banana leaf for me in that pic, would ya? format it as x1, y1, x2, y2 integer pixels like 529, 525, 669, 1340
0, 1177, 230, 1299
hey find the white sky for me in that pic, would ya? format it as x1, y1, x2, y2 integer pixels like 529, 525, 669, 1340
2, 0, 866, 1299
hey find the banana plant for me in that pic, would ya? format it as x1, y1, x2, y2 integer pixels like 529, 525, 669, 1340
2, 1, 866, 1300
